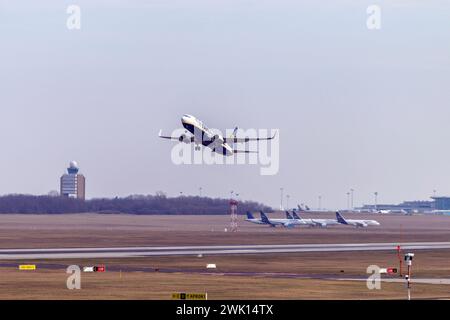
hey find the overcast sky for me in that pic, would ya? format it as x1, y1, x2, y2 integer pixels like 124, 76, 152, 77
1, 0, 449, 209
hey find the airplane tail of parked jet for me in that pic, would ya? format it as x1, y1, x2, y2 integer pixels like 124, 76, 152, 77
246, 212, 255, 220
285, 211, 293, 219
336, 212, 349, 225
292, 211, 301, 220
297, 204, 311, 212
260, 211, 275, 227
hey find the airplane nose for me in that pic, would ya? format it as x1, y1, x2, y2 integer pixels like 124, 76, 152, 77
181, 115, 193, 124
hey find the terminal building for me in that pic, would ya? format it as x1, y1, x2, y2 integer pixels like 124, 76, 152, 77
360, 201, 433, 212
359, 197, 450, 213
431, 197, 450, 210
60, 161, 86, 200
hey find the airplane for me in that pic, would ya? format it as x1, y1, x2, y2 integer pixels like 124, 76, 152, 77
297, 204, 310, 212
377, 209, 408, 214
292, 210, 339, 228
335, 211, 380, 228
282, 211, 309, 228
297, 204, 331, 213
159, 114, 277, 156
245, 212, 266, 225
259, 211, 307, 228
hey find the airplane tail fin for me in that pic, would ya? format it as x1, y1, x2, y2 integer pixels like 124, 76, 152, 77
230, 127, 238, 140
336, 211, 348, 224
246, 211, 255, 220
226, 127, 239, 145
292, 211, 301, 219
305, 205, 310, 211
297, 204, 305, 212
285, 211, 293, 219
260, 211, 271, 224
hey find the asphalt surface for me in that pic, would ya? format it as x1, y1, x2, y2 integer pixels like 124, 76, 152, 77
1, 241, 450, 260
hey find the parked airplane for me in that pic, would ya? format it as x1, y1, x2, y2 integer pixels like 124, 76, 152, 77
297, 204, 310, 212
283, 211, 309, 228
292, 210, 339, 228
159, 114, 277, 156
245, 212, 266, 225
378, 209, 408, 214
335, 212, 380, 228
297, 204, 332, 213
259, 211, 307, 228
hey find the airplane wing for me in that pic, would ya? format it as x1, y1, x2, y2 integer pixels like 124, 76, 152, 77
233, 150, 258, 154
283, 222, 297, 228
224, 131, 277, 144
356, 222, 368, 228
312, 220, 327, 227
158, 130, 195, 143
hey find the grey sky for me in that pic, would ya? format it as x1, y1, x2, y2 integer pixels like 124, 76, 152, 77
0, 0, 449, 209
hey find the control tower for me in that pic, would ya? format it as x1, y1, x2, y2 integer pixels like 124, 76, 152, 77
60, 161, 86, 200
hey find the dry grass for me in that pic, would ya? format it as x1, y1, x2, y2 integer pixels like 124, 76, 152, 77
2, 250, 450, 300
1, 268, 449, 300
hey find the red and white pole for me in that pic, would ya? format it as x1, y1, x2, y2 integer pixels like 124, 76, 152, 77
397, 245, 403, 277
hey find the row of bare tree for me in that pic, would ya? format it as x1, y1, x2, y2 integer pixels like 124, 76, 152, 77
0, 194, 272, 215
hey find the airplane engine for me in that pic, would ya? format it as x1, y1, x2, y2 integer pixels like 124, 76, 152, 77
207, 134, 223, 147
211, 134, 221, 143
178, 134, 190, 143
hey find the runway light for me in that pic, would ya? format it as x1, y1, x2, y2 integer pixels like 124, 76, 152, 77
379, 267, 397, 275
83, 266, 105, 272
387, 268, 398, 274
94, 266, 106, 272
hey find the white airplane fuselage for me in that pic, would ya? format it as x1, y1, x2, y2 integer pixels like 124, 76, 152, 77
245, 218, 266, 225
269, 218, 308, 227
299, 218, 339, 227
181, 114, 234, 156
343, 219, 380, 227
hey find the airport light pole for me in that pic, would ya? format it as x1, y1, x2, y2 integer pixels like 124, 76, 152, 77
280, 188, 284, 210
433, 189, 437, 210
374, 192, 378, 212
286, 195, 290, 211
347, 192, 350, 210
350, 188, 354, 210
318, 195, 322, 211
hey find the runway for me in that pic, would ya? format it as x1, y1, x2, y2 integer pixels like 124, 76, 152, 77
1, 241, 450, 260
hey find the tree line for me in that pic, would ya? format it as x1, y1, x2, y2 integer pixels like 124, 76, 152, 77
0, 194, 273, 215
